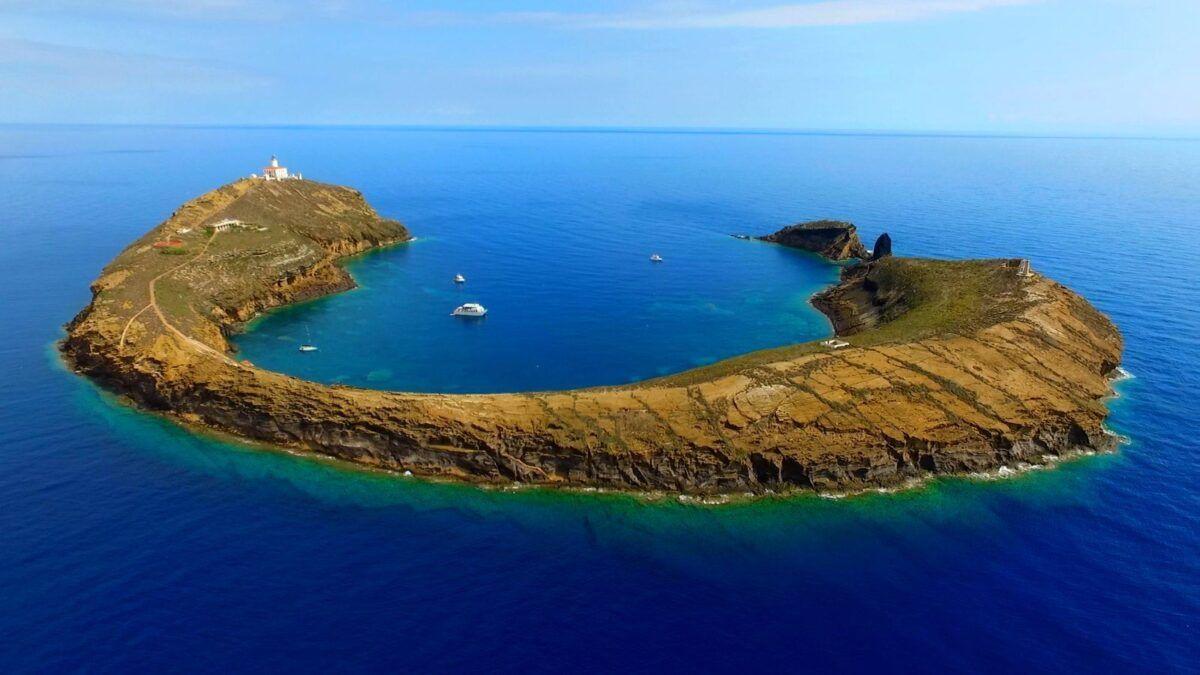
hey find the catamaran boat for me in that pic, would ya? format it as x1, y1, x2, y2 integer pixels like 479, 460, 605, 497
650, 253, 664, 262
451, 303, 487, 317
454, 274, 466, 284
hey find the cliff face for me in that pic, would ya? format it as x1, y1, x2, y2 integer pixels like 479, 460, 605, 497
758, 220, 870, 260
870, 233, 893, 261
62, 180, 1124, 495
65, 179, 408, 355
811, 260, 910, 335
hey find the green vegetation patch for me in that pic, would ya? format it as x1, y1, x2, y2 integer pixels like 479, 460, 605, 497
631, 257, 1028, 389
854, 257, 1027, 345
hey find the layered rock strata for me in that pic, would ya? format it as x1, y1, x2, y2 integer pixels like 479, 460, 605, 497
62, 180, 1124, 494
758, 220, 870, 260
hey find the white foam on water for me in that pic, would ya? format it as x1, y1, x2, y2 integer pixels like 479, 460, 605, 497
1103, 427, 1132, 444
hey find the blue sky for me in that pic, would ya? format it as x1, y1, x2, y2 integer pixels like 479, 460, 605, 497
1, 0, 1197, 134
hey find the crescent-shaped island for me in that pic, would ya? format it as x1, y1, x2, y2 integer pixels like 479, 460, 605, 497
62, 177, 1124, 494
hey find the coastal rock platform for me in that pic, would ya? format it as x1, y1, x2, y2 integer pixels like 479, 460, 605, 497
63, 179, 1124, 494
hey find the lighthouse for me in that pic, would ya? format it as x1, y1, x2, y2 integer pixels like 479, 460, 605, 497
262, 155, 289, 180
260, 155, 302, 181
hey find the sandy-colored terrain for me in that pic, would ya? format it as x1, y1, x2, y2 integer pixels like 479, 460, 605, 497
62, 179, 1123, 493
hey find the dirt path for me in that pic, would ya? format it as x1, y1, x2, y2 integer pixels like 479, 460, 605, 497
118, 304, 154, 349
118, 230, 234, 364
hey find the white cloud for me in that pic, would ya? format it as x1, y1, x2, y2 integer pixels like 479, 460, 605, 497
401, 0, 1045, 30
0, 0, 1046, 28
0, 37, 270, 92
0, 0, 336, 21
581, 0, 1044, 29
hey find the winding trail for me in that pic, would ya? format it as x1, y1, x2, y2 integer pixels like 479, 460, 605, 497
119, 230, 234, 363
118, 304, 154, 350
67, 177, 1124, 493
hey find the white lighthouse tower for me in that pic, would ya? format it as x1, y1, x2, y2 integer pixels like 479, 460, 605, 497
262, 155, 290, 181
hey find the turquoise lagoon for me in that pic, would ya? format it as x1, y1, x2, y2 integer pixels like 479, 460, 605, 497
0, 126, 1197, 671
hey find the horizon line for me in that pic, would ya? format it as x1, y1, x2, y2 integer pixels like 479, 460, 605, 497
2, 122, 1197, 142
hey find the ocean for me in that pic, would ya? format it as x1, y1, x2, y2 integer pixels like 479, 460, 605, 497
1, 125, 1197, 672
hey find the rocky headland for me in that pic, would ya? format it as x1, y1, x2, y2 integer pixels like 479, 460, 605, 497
758, 220, 870, 260
62, 179, 1124, 495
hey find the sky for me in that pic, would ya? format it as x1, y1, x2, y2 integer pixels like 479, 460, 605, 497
1, 0, 1197, 134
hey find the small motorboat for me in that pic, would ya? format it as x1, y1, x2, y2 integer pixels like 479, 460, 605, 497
298, 326, 318, 352
454, 274, 466, 284
451, 303, 487, 317
650, 253, 663, 262
731, 234, 751, 240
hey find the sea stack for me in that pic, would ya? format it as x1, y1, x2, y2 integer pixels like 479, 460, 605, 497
871, 233, 893, 260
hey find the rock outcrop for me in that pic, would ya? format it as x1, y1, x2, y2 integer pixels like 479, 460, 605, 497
758, 220, 869, 260
62, 180, 1124, 495
871, 233, 892, 261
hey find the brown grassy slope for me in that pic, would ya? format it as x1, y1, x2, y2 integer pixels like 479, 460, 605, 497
61, 180, 1122, 494
68, 178, 409, 356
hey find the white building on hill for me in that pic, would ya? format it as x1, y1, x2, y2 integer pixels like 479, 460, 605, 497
256, 155, 302, 181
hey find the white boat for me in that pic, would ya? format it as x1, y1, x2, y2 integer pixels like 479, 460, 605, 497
454, 274, 466, 284
650, 253, 663, 262
451, 303, 487, 317
298, 326, 318, 352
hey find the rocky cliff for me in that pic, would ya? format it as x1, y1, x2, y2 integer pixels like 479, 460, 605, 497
758, 220, 870, 260
870, 233, 893, 261
62, 180, 1124, 495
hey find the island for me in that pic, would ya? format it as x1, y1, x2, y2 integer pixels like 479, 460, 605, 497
757, 220, 869, 260
62, 178, 1124, 494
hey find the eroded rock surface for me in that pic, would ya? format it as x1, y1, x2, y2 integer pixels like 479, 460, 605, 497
871, 233, 893, 261
62, 180, 1124, 494
758, 220, 870, 260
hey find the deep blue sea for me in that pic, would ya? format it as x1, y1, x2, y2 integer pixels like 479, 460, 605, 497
1, 126, 1198, 672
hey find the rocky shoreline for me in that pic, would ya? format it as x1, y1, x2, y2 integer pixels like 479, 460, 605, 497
758, 220, 869, 260
62, 179, 1124, 495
